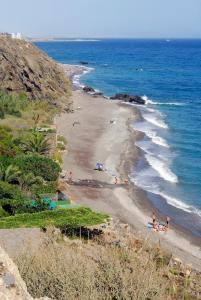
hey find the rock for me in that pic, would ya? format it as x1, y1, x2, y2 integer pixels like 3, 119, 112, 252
80, 61, 89, 65
0, 36, 72, 110
83, 86, 95, 93
110, 93, 145, 105
0, 245, 52, 299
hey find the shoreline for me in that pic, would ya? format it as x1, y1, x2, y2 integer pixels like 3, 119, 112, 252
55, 66, 201, 270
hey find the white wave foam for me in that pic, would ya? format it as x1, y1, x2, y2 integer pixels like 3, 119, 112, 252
145, 154, 178, 183
148, 100, 184, 106
142, 95, 184, 106
143, 114, 168, 129
132, 174, 201, 217
72, 66, 94, 88
158, 192, 201, 217
146, 131, 169, 148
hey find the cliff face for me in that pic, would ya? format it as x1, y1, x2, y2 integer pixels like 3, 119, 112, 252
0, 37, 71, 108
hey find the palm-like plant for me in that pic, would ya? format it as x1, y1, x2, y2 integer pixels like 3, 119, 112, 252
19, 172, 43, 191
0, 164, 21, 183
21, 131, 50, 155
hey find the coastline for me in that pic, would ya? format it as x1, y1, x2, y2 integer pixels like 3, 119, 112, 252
56, 65, 201, 270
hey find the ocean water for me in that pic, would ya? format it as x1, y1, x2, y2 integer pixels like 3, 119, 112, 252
36, 39, 201, 236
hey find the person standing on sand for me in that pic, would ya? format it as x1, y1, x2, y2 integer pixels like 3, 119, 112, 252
114, 177, 118, 184
68, 171, 73, 182
152, 212, 157, 229
166, 216, 170, 229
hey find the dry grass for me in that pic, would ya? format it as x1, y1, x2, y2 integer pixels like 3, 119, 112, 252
14, 223, 201, 300
0, 100, 58, 134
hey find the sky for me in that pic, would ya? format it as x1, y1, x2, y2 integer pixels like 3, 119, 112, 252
0, 0, 201, 38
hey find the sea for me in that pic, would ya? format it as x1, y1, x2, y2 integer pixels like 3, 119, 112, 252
36, 39, 201, 237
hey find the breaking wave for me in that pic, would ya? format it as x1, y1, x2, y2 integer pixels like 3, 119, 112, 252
145, 154, 178, 183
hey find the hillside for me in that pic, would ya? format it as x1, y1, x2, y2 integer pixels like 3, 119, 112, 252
0, 37, 71, 109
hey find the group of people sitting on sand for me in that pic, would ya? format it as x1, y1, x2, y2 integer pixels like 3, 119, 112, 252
152, 212, 170, 232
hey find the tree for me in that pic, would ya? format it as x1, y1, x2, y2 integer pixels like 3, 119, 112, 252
0, 164, 21, 183
19, 172, 43, 191
20, 131, 50, 155
15, 155, 61, 181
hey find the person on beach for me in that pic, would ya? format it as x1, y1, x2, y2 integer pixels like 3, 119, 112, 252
114, 177, 120, 184
166, 216, 170, 229
152, 212, 157, 229
68, 171, 73, 182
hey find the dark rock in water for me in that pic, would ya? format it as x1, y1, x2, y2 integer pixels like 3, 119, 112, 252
80, 61, 89, 65
110, 93, 145, 105
83, 86, 95, 93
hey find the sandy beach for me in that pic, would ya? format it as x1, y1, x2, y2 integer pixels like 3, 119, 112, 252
54, 84, 201, 271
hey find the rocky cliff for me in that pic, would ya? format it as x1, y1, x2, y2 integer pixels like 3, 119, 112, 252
0, 37, 71, 108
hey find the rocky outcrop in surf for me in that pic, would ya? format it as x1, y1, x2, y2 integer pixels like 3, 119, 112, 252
83, 86, 95, 93
0, 36, 72, 109
110, 93, 145, 105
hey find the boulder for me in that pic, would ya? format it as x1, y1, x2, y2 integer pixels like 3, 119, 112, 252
110, 93, 145, 105
83, 86, 95, 93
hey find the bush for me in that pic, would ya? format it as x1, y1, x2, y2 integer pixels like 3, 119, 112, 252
0, 181, 24, 200
0, 207, 109, 229
15, 199, 49, 214
15, 155, 61, 181
57, 142, 65, 151
0, 156, 15, 168
0, 127, 21, 156
31, 181, 58, 195
57, 135, 67, 145
0, 206, 9, 218
0, 181, 28, 215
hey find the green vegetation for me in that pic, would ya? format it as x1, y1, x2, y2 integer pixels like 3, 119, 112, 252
0, 208, 108, 229
15, 155, 61, 181
0, 89, 107, 235
0, 126, 22, 156
0, 91, 28, 119
0, 91, 62, 219
19, 131, 50, 155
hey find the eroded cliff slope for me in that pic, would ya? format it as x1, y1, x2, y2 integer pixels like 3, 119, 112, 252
0, 37, 71, 108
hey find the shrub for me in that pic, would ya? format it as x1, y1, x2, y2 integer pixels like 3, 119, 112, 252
0, 181, 27, 215
0, 181, 24, 200
16, 235, 168, 300
0, 207, 109, 229
52, 150, 63, 165
57, 142, 65, 151
57, 135, 67, 145
0, 127, 21, 156
15, 155, 61, 181
0, 206, 9, 218
0, 164, 21, 184
19, 131, 50, 155
31, 181, 58, 195
0, 156, 15, 168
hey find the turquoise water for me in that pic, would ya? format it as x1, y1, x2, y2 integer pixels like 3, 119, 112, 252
36, 39, 201, 236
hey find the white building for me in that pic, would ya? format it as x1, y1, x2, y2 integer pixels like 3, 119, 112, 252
11, 32, 22, 40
